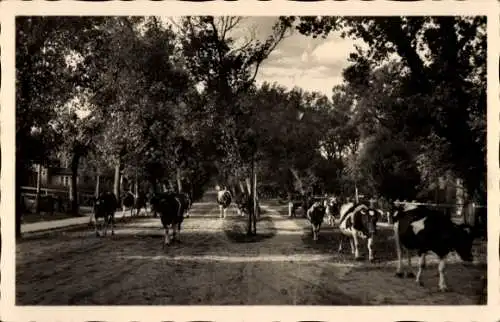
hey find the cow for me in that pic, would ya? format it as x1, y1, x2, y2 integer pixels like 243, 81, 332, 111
92, 191, 118, 237
337, 202, 380, 261
134, 191, 148, 216
216, 186, 232, 219
150, 192, 186, 248
287, 192, 303, 217
392, 204, 474, 292
121, 191, 135, 218
323, 196, 339, 226
306, 201, 327, 241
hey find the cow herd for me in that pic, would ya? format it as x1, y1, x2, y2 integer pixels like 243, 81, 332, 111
289, 194, 477, 292
91, 190, 192, 247
90, 187, 479, 292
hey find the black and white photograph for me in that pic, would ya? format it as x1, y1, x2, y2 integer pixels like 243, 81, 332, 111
9, 12, 488, 308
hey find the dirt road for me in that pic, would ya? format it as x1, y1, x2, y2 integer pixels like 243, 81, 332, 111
16, 196, 487, 305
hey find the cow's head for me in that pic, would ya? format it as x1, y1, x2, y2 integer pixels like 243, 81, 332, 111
454, 224, 474, 262
362, 208, 380, 236
389, 201, 407, 222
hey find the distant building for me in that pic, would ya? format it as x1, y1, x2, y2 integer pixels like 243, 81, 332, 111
26, 164, 113, 192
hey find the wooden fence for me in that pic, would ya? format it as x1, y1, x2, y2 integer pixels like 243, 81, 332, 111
20, 186, 96, 212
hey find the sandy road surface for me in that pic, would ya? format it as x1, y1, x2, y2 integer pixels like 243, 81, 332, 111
16, 197, 486, 305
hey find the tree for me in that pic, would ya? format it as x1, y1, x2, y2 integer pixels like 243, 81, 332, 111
16, 16, 107, 238
353, 133, 421, 201
53, 107, 101, 214
283, 16, 486, 203
177, 17, 289, 235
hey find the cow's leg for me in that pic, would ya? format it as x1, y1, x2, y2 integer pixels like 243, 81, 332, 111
95, 217, 100, 237
223, 207, 227, 218
352, 232, 361, 260
163, 227, 170, 248
176, 221, 182, 242
438, 258, 448, 292
337, 236, 344, 252
219, 205, 223, 218
394, 222, 404, 278
349, 238, 355, 254
110, 214, 115, 236
172, 223, 178, 242
312, 224, 318, 241
288, 202, 293, 217
122, 206, 127, 220
404, 248, 415, 278
103, 215, 108, 237
367, 237, 374, 262
416, 253, 425, 286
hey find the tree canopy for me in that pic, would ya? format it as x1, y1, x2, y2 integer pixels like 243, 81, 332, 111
16, 15, 486, 236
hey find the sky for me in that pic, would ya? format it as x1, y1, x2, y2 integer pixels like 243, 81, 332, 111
74, 16, 361, 118
166, 16, 366, 98
238, 17, 365, 98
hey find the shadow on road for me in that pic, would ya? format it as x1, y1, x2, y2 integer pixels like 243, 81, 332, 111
15, 201, 488, 305
223, 215, 277, 243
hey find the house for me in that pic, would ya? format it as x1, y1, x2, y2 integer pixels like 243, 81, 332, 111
27, 164, 113, 192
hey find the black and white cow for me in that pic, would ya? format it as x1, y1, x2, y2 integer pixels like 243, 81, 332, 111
288, 192, 319, 218
306, 201, 327, 241
121, 191, 135, 218
393, 204, 474, 292
92, 191, 118, 237
134, 191, 148, 216
337, 202, 380, 261
216, 186, 232, 219
150, 192, 186, 248
323, 196, 339, 226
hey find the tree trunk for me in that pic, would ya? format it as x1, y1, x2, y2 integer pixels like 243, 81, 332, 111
245, 177, 252, 195
35, 163, 42, 214
176, 167, 183, 193
247, 156, 257, 236
290, 168, 305, 194
247, 176, 253, 235
230, 185, 237, 198
95, 174, 100, 198
70, 152, 81, 215
239, 181, 246, 194
251, 157, 257, 234
134, 170, 139, 197
113, 158, 121, 203
253, 164, 258, 222
354, 184, 359, 203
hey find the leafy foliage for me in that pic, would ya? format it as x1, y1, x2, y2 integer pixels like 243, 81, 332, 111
16, 15, 486, 239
